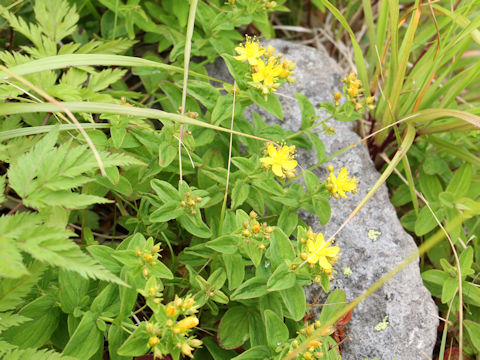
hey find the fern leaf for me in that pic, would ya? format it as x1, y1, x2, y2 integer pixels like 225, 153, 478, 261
0, 312, 31, 334
0, 341, 16, 357
33, 0, 79, 43
0, 261, 47, 312
8, 128, 142, 209
15, 226, 127, 286
88, 68, 127, 92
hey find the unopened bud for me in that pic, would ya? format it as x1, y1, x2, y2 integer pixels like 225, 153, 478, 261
242, 229, 251, 237
144, 254, 154, 262
142, 267, 150, 277
148, 336, 159, 347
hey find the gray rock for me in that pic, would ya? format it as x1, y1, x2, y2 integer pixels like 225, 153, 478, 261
248, 40, 438, 360
207, 39, 438, 359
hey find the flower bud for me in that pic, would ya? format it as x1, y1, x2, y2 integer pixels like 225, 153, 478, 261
166, 304, 177, 317
189, 338, 203, 347
144, 254, 154, 262
242, 229, 251, 237
151, 244, 160, 253
146, 322, 154, 333
333, 91, 342, 101
142, 267, 150, 277
148, 336, 159, 347
327, 165, 334, 173
188, 199, 196, 207
181, 343, 193, 357
249, 210, 257, 219
252, 223, 261, 233
300, 252, 308, 260
173, 316, 199, 333
180, 200, 186, 207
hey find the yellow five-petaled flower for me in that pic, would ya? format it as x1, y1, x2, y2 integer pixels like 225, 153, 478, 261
234, 36, 264, 66
260, 143, 297, 179
326, 166, 358, 199
306, 231, 340, 272
252, 58, 283, 86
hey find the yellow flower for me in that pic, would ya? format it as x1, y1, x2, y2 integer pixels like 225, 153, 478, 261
260, 143, 297, 179
252, 58, 283, 87
306, 232, 340, 271
234, 37, 264, 65
326, 167, 358, 199
173, 316, 199, 334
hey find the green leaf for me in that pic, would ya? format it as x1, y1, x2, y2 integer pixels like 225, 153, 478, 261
63, 311, 104, 359
218, 306, 250, 349
414, 204, 441, 236
206, 235, 240, 254
223, 253, 245, 290
0, 175, 6, 203
267, 263, 296, 292
264, 310, 289, 349
15, 225, 126, 286
149, 200, 183, 222
267, 228, 295, 268
249, 89, 283, 120
319, 289, 346, 323
0, 261, 46, 311
2, 348, 75, 360
202, 336, 238, 360
58, 269, 91, 314
87, 245, 123, 274
178, 214, 212, 238
441, 277, 458, 304
304, 170, 322, 194
277, 207, 298, 237
463, 281, 480, 306
464, 320, 480, 352
33, 0, 79, 43
248, 311, 267, 348
231, 180, 250, 209
231, 346, 270, 360
0, 312, 31, 335
446, 163, 472, 198
419, 171, 443, 203
306, 132, 326, 163
313, 197, 331, 225
221, 54, 250, 89
280, 284, 306, 321
230, 276, 268, 300
108, 324, 131, 360
3, 295, 60, 349
295, 93, 316, 130
150, 261, 174, 279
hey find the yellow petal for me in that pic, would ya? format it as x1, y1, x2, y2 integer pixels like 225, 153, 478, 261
272, 164, 284, 177
323, 246, 340, 257
282, 160, 297, 170
267, 144, 277, 157
252, 72, 264, 83
319, 256, 332, 270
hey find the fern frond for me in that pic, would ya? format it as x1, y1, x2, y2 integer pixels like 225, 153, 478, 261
0, 312, 31, 334
0, 261, 47, 311
8, 129, 142, 210
33, 0, 79, 43
15, 226, 127, 286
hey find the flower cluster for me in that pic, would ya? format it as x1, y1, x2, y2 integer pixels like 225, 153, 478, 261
241, 210, 274, 249
299, 228, 339, 275
136, 242, 163, 278
146, 294, 202, 359
180, 191, 203, 215
235, 36, 296, 95
260, 143, 297, 179
333, 71, 375, 113
326, 165, 358, 199
285, 321, 336, 359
